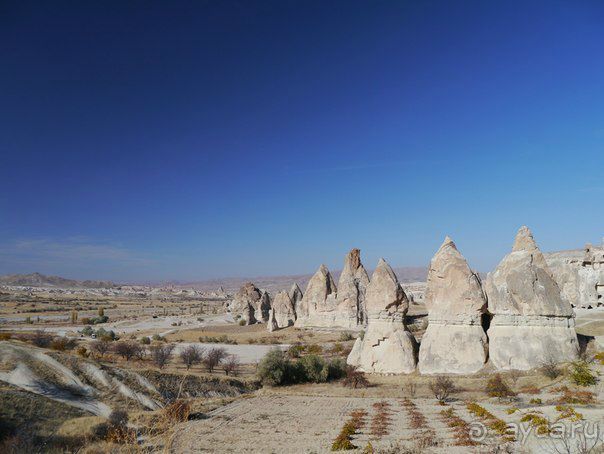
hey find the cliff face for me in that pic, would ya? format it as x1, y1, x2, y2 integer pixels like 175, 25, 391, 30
545, 245, 604, 309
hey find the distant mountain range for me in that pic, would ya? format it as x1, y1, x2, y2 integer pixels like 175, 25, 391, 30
0, 272, 115, 289
173, 266, 429, 293
0, 267, 428, 293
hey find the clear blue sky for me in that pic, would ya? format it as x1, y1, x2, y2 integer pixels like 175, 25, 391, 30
1, 1, 603, 282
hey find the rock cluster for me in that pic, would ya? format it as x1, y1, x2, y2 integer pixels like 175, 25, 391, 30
295, 249, 369, 330
418, 237, 488, 374
229, 282, 263, 325
485, 226, 579, 370
347, 259, 417, 374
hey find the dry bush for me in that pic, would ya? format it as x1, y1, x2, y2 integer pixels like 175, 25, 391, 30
485, 374, 516, 398
113, 341, 142, 361
179, 345, 204, 370
90, 339, 111, 358
222, 354, 240, 376
162, 399, 191, 423
519, 385, 541, 395
0, 332, 12, 341
151, 344, 175, 369
203, 347, 227, 373
429, 376, 456, 403
342, 367, 370, 389
540, 357, 562, 380
553, 386, 595, 405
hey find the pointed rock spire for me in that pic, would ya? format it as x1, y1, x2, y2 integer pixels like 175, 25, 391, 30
271, 290, 296, 329
485, 227, 579, 370
347, 258, 417, 374
512, 226, 539, 252
419, 236, 488, 374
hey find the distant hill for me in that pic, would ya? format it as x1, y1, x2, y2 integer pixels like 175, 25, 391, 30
178, 266, 428, 293
0, 272, 115, 289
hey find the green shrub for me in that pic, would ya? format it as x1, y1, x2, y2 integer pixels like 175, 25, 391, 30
238, 319, 246, 326
81, 326, 94, 336
299, 355, 329, 383
140, 336, 151, 345
257, 349, 291, 386
569, 361, 597, 387
288, 344, 305, 358
327, 357, 347, 380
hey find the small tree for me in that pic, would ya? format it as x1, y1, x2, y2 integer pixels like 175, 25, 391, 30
429, 376, 457, 403
180, 345, 204, 370
151, 344, 174, 369
91, 339, 111, 358
222, 354, 241, 376
113, 341, 139, 361
257, 349, 290, 386
203, 347, 227, 373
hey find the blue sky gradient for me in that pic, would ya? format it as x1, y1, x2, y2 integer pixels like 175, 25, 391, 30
1, 1, 603, 281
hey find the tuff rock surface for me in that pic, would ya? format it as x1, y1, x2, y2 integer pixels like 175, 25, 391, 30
485, 226, 579, 370
295, 249, 369, 330
418, 237, 488, 374
289, 283, 304, 313
271, 290, 296, 329
230, 282, 262, 325
347, 258, 417, 374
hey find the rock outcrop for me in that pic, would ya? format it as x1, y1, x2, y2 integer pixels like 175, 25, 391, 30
546, 242, 604, 309
294, 249, 369, 330
289, 283, 304, 313
270, 290, 296, 329
267, 308, 278, 332
294, 264, 337, 326
485, 226, 579, 370
254, 291, 271, 323
418, 237, 488, 374
230, 282, 265, 325
347, 259, 417, 374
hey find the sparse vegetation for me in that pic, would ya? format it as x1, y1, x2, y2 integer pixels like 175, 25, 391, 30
150, 343, 175, 369
485, 373, 516, 398
540, 356, 562, 380
179, 345, 204, 370
429, 376, 456, 403
341, 366, 370, 389
569, 361, 598, 387
203, 347, 228, 373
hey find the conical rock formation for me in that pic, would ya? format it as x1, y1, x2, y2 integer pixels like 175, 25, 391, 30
294, 264, 337, 327
289, 283, 303, 313
254, 291, 271, 323
418, 237, 488, 374
271, 290, 296, 329
485, 226, 579, 370
347, 259, 417, 374
295, 249, 369, 330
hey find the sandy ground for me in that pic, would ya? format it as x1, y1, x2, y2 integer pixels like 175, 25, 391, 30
171, 392, 604, 454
